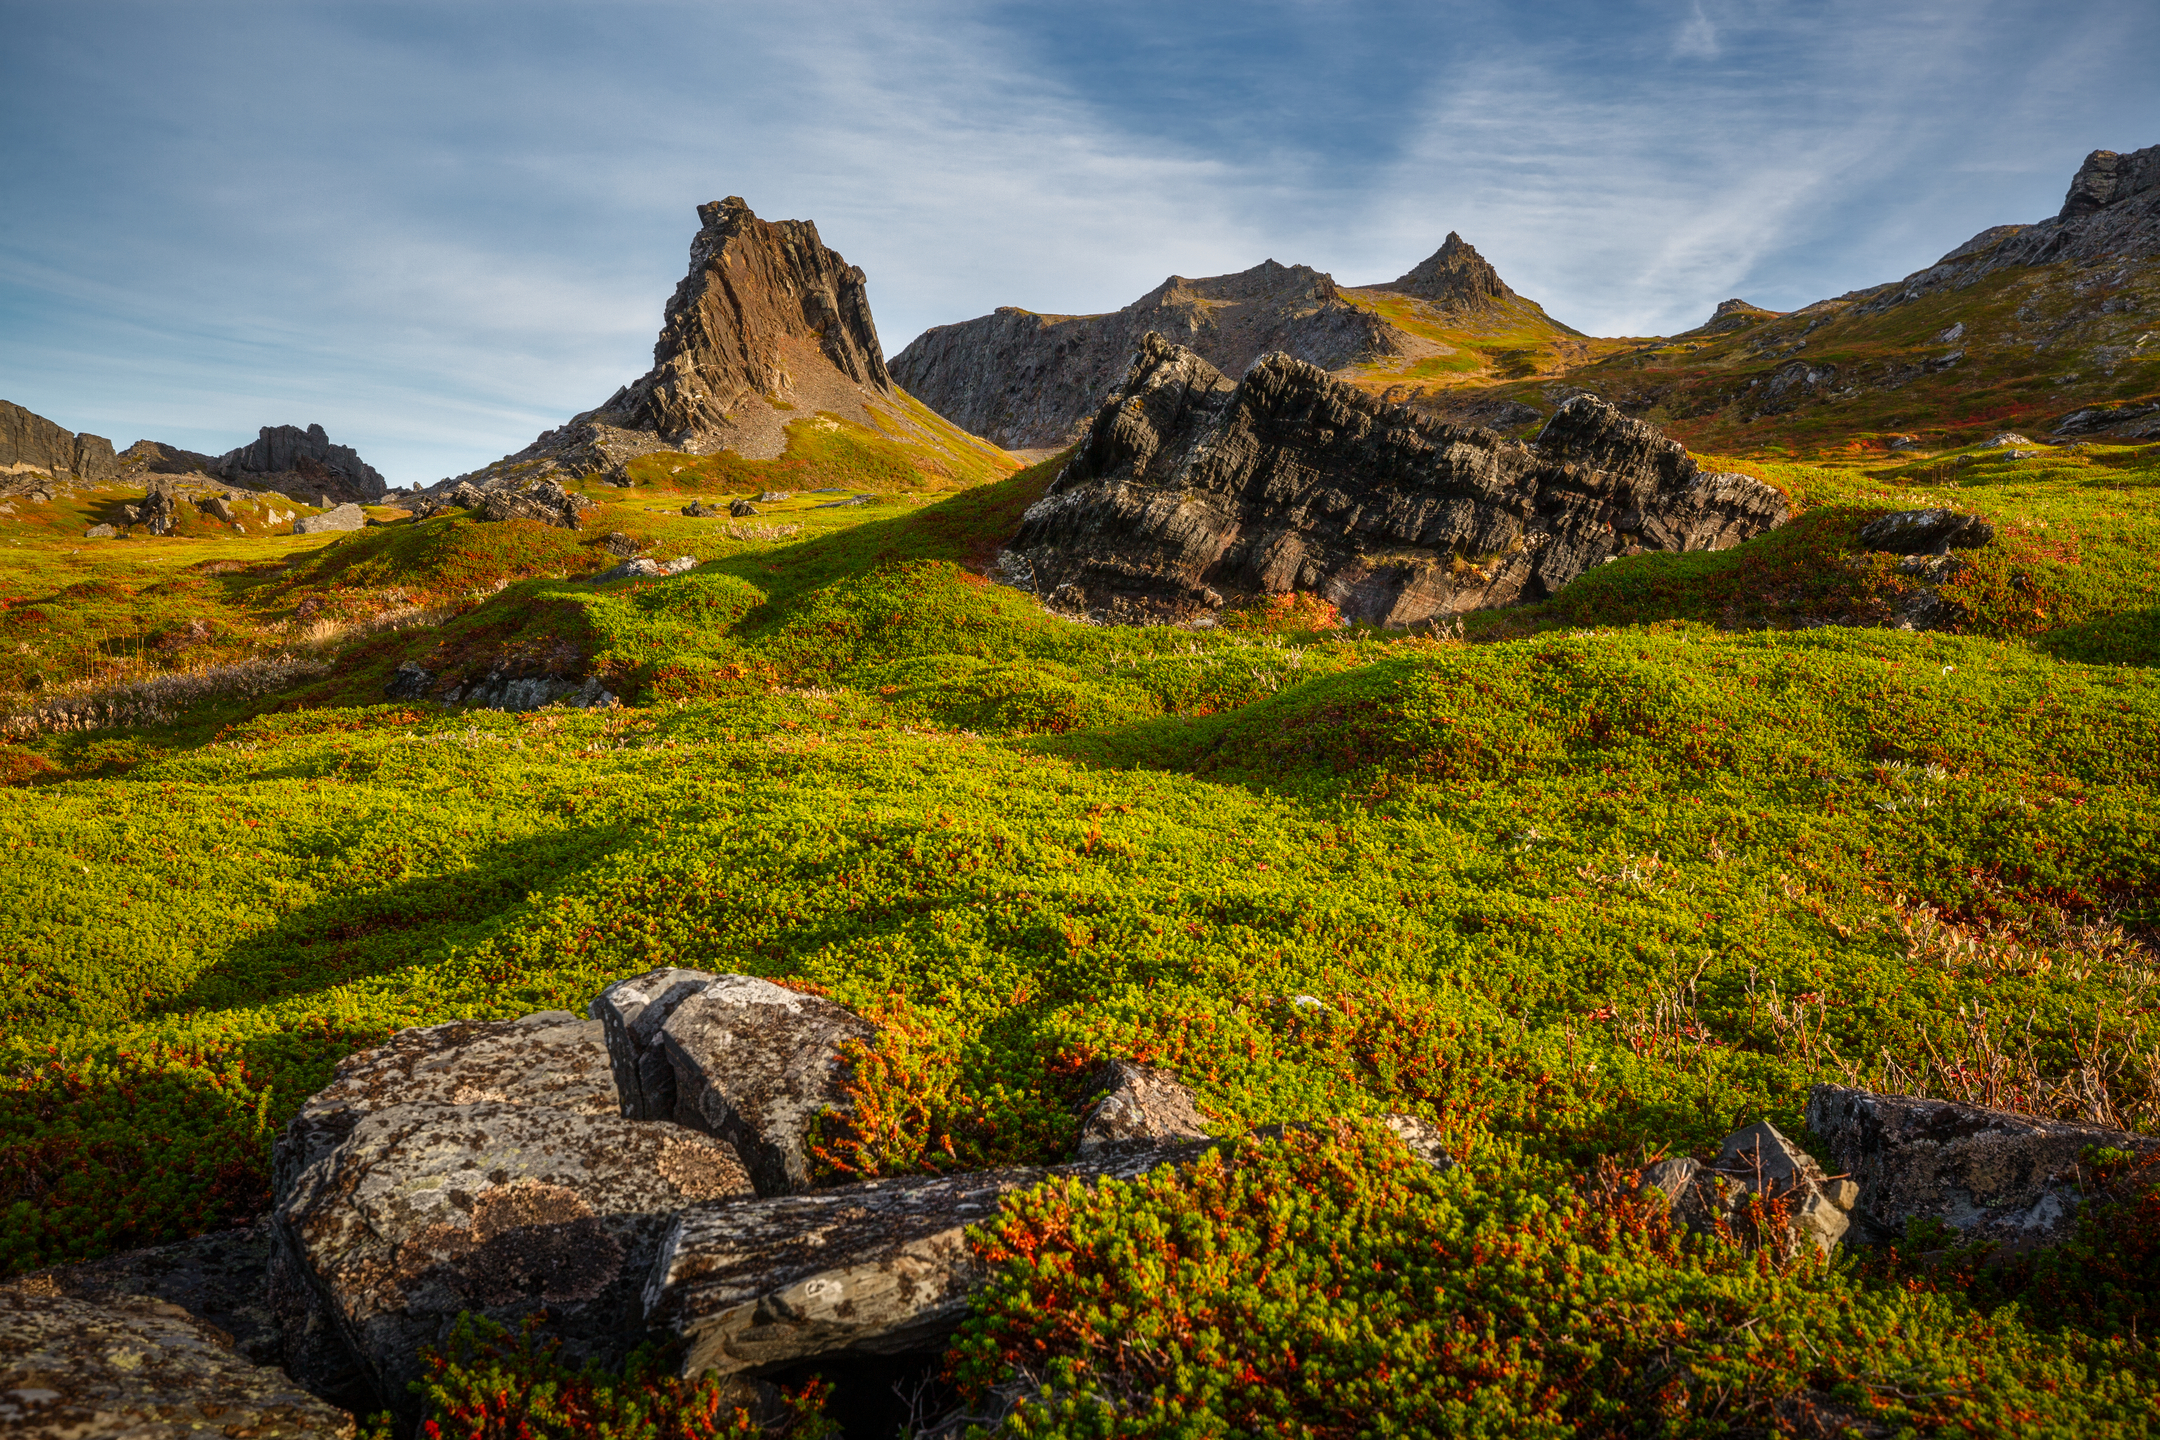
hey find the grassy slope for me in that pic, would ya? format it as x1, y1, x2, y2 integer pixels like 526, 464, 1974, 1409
6, 395, 2160, 1429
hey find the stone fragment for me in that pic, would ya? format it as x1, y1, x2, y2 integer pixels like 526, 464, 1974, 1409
139, 486, 180, 536
588, 967, 725, 1121
0, 1286, 353, 1439
1806, 1083, 2160, 1249
1378, 1113, 1456, 1171
294, 502, 367, 535
82, 523, 116, 539
644, 1145, 1200, 1379
1076, 1060, 1211, 1155
600, 529, 641, 556
1857, 507, 1995, 554
275, 1101, 754, 1422
657, 975, 878, 1196
591, 555, 697, 583
729, 497, 759, 516
200, 494, 237, 523
1637, 1121, 1853, 1256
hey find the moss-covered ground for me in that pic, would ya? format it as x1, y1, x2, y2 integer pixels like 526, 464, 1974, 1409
5, 404, 2160, 1433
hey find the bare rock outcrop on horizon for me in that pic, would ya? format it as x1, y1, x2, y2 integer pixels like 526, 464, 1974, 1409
216, 424, 388, 504
1002, 334, 1788, 626
890, 260, 1418, 451
0, 400, 121, 490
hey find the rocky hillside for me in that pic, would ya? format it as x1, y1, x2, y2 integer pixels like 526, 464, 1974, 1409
440, 198, 991, 497
0, 402, 120, 493
890, 259, 1431, 451
1002, 333, 1786, 625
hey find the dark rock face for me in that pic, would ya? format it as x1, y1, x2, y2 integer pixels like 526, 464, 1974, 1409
1002, 335, 1789, 626
11, 1223, 281, 1366
275, 1102, 755, 1422
478, 478, 588, 529
438, 199, 894, 495
1806, 1084, 2160, 1249
2060, 144, 2160, 218
0, 1286, 353, 1439
217, 424, 387, 503
0, 400, 119, 486
1857, 508, 1996, 555
891, 260, 1413, 451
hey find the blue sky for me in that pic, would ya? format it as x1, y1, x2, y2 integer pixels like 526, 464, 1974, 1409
2, 0, 2154, 484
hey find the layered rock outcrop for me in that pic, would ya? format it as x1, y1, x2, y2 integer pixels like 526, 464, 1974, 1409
1000, 335, 1789, 626
891, 260, 1416, 451
0, 400, 120, 489
218, 424, 388, 503
1376, 232, 1521, 314
437, 198, 897, 496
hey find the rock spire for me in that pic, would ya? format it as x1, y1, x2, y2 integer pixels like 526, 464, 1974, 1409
1381, 232, 1515, 310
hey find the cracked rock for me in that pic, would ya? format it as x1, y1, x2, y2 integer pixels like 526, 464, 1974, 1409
1857, 507, 1995, 555
1076, 1060, 1212, 1155
1638, 1120, 1854, 1257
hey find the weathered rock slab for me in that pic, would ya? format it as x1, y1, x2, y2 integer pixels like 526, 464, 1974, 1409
11, 1223, 279, 1366
1076, 1060, 1212, 1155
0, 1287, 353, 1439
293, 503, 367, 535
275, 1101, 754, 1420
1858, 507, 1995, 555
1807, 1083, 2160, 1248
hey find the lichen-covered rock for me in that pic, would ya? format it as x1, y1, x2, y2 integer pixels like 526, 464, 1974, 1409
11, 1223, 280, 1365
275, 1101, 754, 1422
1076, 1060, 1211, 1155
1857, 507, 1996, 555
1638, 1120, 1855, 1256
591, 555, 697, 584
1806, 1083, 2160, 1248
293, 502, 367, 535
588, 967, 724, 1122
653, 974, 878, 1196
645, 1145, 1202, 1379
0, 1287, 353, 1438
271, 1012, 618, 1201
1003, 335, 1789, 626
729, 497, 759, 517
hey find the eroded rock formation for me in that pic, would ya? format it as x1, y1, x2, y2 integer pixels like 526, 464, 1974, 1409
217, 424, 388, 504
890, 260, 1416, 450
1375, 232, 1517, 313
437, 198, 897, 496
0, 400, 119, 489
1001, 335, 1790, 626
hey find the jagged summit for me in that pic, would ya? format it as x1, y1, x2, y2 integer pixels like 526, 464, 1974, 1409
217, 423, 386, 503
1682, 299, 1783, 336
443, 198, 899, 491
1380, 232, 1516, 310
2060, 145, 2160, 219
890, 257, 1413, 451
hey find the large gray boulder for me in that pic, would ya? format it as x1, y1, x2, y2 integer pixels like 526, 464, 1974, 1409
293, 503, 367, 535
589, 969, 878, 1196
275, 1101, 754, 1423
0, 1286, 353, 1439
1807, 1084, 2160, 1248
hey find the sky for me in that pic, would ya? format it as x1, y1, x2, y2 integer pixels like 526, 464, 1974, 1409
2, 0, 2155, 485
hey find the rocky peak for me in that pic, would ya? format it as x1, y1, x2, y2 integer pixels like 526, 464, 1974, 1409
217, 423, 386, 503
1, 400, 120, 489
2060, 144, 2160, 219
613, 196, 891, 442
1381, 232, 1515, 310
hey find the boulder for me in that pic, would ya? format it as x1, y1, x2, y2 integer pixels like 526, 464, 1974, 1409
683, 499, 723, 517
275, 1101, 754, 1422
1806, 1084, 2160, 1249
11, 1223, 280, 1365
0, 1286, 352, 1439
477, 480, 587, 529
643, 1146, 1203, 1380
729, 497, 759, 517
384, 661, 434, 700
754, 491, 791, 503
455, 673, 619, 712
599, 530, 641, 557
1003, 336, 1790, 626
1638, 1120, 1855, 1257
83, 523, 117, 539
1075, 1060, 1212, 1155
293, 503, 367, 536
199, 494, 237, 523
1857, 507, 1995, 555
139, 486, 181, 537
591, 555, 697, 584
589, 969, 878, 1196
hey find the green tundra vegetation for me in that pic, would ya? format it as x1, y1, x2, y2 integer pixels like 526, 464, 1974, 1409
4, 407, 2160, 1434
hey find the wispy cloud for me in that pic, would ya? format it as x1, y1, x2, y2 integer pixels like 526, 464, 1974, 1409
1673, 2, 1720, 58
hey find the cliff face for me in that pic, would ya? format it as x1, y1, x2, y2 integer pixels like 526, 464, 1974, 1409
217, 423, 387, 502
1001, 334, 1788, 627
0, 401, 120, 488
443, 198, 895, 493
890, 260, 1413, 451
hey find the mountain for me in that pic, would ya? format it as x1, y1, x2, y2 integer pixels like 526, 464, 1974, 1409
0, 401, 121, 492
444, 197, 921, 491
1483, 143, 2160, 450
214, 424, 388, 503
889, 260, 1419, 451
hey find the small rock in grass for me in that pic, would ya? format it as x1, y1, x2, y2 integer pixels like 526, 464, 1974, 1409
1856, 507, 1995, 555
1636, 1119, 1853, 1257
1985, 431, 2034, 448
590, 554, 696, 583
83, 523, 117, 538
384, 660, 434, 699
754, 491, 790, 503
1076, 1060, 1211, 1155
294, 503, 367, 535
600, 530, 640, 557
0, 1287, 353, 1439
729, 497, 758, 517
683, 499, 722, 517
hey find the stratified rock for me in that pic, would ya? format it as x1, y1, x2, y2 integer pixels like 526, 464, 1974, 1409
1076, 1061, 1212, 1155
0, 1287, 353, 1439
0, 400, 120, 485
275, 1102, 754, 1422
683, 499, 723, 517
476, 479, 587, 529
644, 1145, 1201, 1380
271, 1012, 620, 1201
1003, 335, 1789, 626
1806, 1083, 2160, 1248
659, 975, 877, 1195
729, 497, 758, 517
892, 260, 1414, 451
599, 530, 641, 557
217, 424, 388, 503
1857, 508, 1995, 554
293, 502, 367, 535
1637, 1121, 1855, 1257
